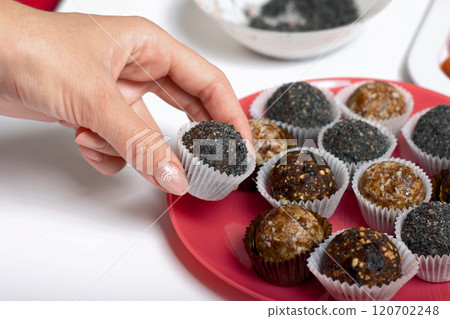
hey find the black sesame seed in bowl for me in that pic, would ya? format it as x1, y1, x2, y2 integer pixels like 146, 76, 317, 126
177, 121, 255, 201
248, 0, 359, 32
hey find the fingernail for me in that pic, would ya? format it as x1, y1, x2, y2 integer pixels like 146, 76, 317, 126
75, 131, 107, 150
79, 146, 104, 162
154, 162, 189, 196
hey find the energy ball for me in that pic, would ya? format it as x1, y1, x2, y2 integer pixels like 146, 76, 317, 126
322, 119, 389, 164
270, 150, 337, 202
432, 169, 450, 203
358, 161, 426, 210
412, 104, 450, 159
322, 227, 402, 288
239, 119, 294, 191
255, 205, 325, 262
346, 81, 407, 121
182, 121, 247, 176
266, 82, 333, 128
250, 119, 294, 165
401, 202, 450, 257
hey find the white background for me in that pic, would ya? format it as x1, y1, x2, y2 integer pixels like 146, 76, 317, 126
0, 0, 436, 300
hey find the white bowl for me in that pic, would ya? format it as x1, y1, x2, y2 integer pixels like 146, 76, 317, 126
193, 0, 392, 59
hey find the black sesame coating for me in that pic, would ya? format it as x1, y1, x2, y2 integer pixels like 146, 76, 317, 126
270, 150, 338, 202
249, 0, 358, 32
266, 82, 333, 128
401, 202, 450, 257
322, 227, 402, 288
322, 119, 389, 164
261, 0, 289, 17
412, 105, 450, 159
182, 121, 248, 176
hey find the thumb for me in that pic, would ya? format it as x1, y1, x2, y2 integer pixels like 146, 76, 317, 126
88, 88, 189, 196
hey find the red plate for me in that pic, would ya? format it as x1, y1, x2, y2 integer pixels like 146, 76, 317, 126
167, 77, 450, 301
17, 0, 59, 11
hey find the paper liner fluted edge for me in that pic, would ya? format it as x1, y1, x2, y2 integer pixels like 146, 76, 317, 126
243, 209, 332, 286
351, 157, 432, 235
306, 229, 419, 301
395, 211, 450, 283
335, 80, 414, 136
317, 117, 398, 185
401, 108, 450, 176
256, 147, 350, 218
249, 83, 341, 145
177, 122, 256, 201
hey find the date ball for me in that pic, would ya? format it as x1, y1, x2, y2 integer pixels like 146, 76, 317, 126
322, 119, 389, 164
182, 121, 247, 176
432, 169, 450, 203
358, 161, 426, 210
266, 82, 333, 128
255, 205, 325, 262
401, 202, 450, 257
270, 150, 338, 203
412, 104, 450, 159
322, 227, 402, 288
346, 81, 407, 121
239, 119, 294, 191
250, 119, 294, 165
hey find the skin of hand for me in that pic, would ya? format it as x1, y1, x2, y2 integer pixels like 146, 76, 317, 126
0, 0, 253, 195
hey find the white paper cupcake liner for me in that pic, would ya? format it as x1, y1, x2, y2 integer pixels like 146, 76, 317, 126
352, 158, 432, 235
317, 118, 398, 185
256, 147, 350, 218
335, 80, 414, 136
401, 108, 450, 176
307, 229, 419, 301
177, 122, 256, 201
249, 83, 341, 146
395, 211, 450, 283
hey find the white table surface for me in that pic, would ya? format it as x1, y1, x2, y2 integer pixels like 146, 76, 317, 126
0, 0, 433, 300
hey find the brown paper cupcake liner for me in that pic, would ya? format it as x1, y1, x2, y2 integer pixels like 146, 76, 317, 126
395, 211, 450, 283
307, 229, 419, 301
335, 80, 414, 136
401, 108, 450, 176
317, 118, 398, 184
352, 157, 432, 235
244, 209, 332, 286
237, 165, 259, 192
249, 83, 341, 146
177, 122, 256, 201
256, 147, 350, 218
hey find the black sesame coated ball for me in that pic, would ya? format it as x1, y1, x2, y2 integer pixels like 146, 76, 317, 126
266, 82, 333, 128
182, 121, 248, 176
401, 202, 450, 257
412, 105, 450, 159
322, 119, 389, 164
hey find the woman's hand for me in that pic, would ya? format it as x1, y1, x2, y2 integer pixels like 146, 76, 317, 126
0, 0, 252, 195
